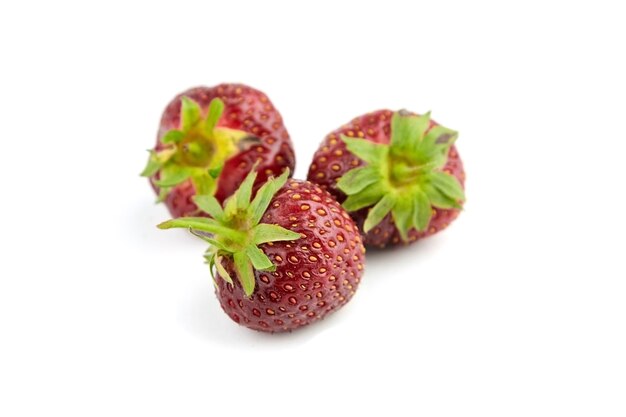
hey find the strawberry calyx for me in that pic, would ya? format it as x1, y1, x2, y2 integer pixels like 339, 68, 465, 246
141, 97, 259, 201
157, 168, 301, 297
337, 111, 465, 241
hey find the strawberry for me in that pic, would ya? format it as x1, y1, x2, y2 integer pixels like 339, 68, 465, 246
141, 83, 295, 218
307, 109, 465, 248
158, 169, 365, 332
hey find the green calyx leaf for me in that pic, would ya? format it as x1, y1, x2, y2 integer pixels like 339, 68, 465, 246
140, 148, 177, 177
153, 165, 193, 187
181, 97, 202, 131
161, 130, 185, 145
214, 255, 233, 284
342, 137, 388, 165
157, 168, 299, 297
363, 194, 396, 233
249, 169, 290, 224
193, 195, 225, 221
233, 252, 255, 296
252, 223, 301, 244
336, 166, 382, 195
204, 97, 225, 134
245, 245, 274, 271
337, 110, 465, 241
141, 96, 258, 202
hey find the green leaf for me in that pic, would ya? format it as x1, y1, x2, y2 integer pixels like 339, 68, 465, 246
189, 171, 218, 197
416, 125, 458, 167
223, 164, 260, 217
423, 183, 461, 210
141, 147, 177, 177
249, 169, 290, 224
391, 196, 413, 242
154, 166, 192, 187
206, 238, 227, 250
189, 228, 225, 248
342, 182, 386, 212
193, 195, 225, 220
223, 194, 238, 218
336, 166, 381, 195
413, 156, 448, 173
181, 96, 201, 131
422, 125, 458, 149
245, 245, 274, 271
390, 111, 430, 152
204, 98, 225, 134
252, 224, 301, 244
205, 252, 217, 282
161, 129, 185, 144
414, 189, 433, 231
215, 255, 233, 284
341, 136, 388, 165
157, 217, 241, 238
363, 193, 396, 232
140, 150, 162, 177
237, 169, 257, 210
429, 172, 465, 202
234, 252, 255, 296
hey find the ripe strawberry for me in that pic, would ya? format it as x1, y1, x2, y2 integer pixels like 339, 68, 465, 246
158, 169, 365, 332
141, 83, 295, 218
307, 109, 465, 248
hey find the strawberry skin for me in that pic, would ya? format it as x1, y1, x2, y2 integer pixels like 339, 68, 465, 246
307, 109, 465, 248
216, 179, 365, 332
147, 83, 295, 218
158, 171, 365, 333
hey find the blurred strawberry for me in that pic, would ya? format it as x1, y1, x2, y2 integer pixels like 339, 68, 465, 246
141, 83, 295, 217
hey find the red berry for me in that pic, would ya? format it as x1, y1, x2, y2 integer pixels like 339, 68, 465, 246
142, 83, 295, 218
307, 109, 465, 248
158, 170, 365, 333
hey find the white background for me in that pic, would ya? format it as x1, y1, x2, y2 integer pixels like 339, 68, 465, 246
1, 1, 624, 415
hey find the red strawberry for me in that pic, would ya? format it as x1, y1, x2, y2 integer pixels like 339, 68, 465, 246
141, 83, 295, 218
307, 109, 465, 248
158, 169, 365, 332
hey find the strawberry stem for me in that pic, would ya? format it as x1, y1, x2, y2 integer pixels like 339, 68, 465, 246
157, 169, 300, 296
141, 97, 257, 201
337, 111, 465, 241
